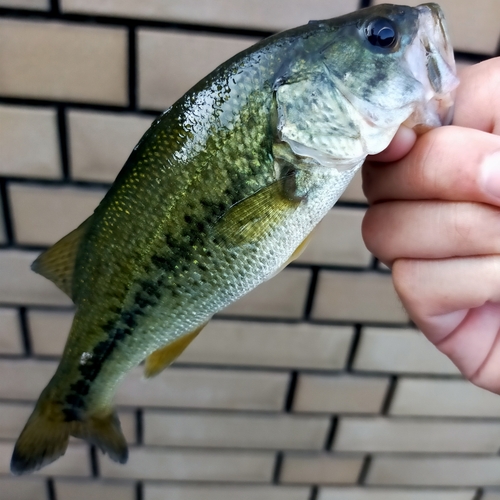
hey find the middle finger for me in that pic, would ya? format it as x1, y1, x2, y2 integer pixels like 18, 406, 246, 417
363, 201, 500, 265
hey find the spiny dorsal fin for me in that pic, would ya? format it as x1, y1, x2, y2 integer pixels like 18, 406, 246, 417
31, 216, 93, 301
144, 322, 208, 378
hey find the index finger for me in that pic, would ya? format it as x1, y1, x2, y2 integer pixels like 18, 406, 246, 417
453, 58, 500, 134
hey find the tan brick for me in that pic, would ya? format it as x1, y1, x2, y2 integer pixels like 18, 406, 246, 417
100, 447, 274, 482
281, 453, 363, 485
353, 327, 459, 375
62, 0, 358, 31
296, 208, 371, 267
139, 29, 256, 110
0, 19, 127, 104
0, 308, 23, 354
115, 366, 288, 411
390, 378, 500, 417
373, 0, 500, 54
145, 484, 310, 500
0, 477, 48, 500
0, 105, 61, 179
0, 359, 56, 400
0, 250, 71, 306
56, 480, 135, 500
318, 488, 476, 500
311, 271, 408, 323
340, 169, 366, 203
0, 0, 48, 8
68, 110, 153, 183
176, 320, 353, 370
10, 184, 105, 246
221, 268, 310, 319
334, 417, 500, 453
293, 374, 389, 414
368, 456, 500, 487
143, 411, 329, 450
28, 309, 74, 356
0, 441, 90, 476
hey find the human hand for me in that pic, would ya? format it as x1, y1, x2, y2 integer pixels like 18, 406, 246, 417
362, 58, 500, 394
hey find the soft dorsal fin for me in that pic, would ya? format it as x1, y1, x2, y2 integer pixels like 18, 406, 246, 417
144, 322, 208, 378
31, 217, 93, 301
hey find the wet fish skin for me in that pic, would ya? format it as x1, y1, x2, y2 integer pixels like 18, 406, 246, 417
11, 3, 457, 474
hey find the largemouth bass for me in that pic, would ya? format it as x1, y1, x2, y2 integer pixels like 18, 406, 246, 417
11, 3, 458, 474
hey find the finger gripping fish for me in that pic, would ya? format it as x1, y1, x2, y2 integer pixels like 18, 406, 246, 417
11, 3, 457, 474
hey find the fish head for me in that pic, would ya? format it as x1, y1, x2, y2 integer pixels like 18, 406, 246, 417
274, 3, 459, 169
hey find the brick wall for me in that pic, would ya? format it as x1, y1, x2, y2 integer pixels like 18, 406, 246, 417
0, 1, 499, 499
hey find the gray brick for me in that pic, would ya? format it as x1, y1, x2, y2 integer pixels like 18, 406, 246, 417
115, 366, 289, 411
9, 184, 104, 246
368, 456, 500, 487
68, 110, 153, 182
296, 208, 371, 267
312, 271, 407, 323
353, 327, 459, 375
177, 320, 353, 370
0, 105, 61, 179
100, 447, 274, 482
138, 29, 256, 110
293, 374, 389, 414
61, 0, 359, 32
0, 19, 127, 104
0, 308, 23, 354
0, 250, 71, 306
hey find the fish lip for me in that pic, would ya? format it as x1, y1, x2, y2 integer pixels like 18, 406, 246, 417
404, 3, 459, 129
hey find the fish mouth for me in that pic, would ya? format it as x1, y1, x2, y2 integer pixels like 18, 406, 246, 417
403, 3, 459, 131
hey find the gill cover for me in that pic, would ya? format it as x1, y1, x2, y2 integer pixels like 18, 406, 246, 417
272, 3, 457, 170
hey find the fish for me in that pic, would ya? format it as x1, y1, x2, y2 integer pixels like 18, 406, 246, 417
11, 3, 458, 474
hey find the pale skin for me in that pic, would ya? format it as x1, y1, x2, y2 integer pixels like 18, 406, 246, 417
362, 57, 500, 394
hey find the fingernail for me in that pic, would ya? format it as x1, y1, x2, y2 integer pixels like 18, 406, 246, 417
480, 151, 500, 199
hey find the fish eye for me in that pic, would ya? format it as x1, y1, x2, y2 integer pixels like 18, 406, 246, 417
365, 18, 398, 49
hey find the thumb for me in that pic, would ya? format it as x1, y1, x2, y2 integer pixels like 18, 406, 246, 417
368, 125, 417, 163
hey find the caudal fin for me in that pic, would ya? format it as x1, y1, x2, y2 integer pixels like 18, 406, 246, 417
11, 399, 128, 475
72, 411, 128, 464
10, 401, 71, 475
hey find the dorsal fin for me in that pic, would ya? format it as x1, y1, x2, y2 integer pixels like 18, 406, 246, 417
31, 217, 93, 301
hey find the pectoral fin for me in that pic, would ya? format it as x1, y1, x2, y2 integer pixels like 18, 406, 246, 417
214, 175, 302, 246
31, 217, 93, 301
144, 322, 208, 378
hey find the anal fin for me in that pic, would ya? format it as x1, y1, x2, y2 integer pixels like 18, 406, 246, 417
144, 322, 208, 378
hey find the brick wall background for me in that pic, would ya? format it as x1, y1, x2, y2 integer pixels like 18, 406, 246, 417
0, 1, 499, 499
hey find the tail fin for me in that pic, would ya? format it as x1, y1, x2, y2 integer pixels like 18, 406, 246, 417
11, 398, 128, 475
72, 411, 128, 464
10, 399, 71, 475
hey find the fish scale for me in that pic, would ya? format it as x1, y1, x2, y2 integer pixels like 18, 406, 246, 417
11, 3, 458, 475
